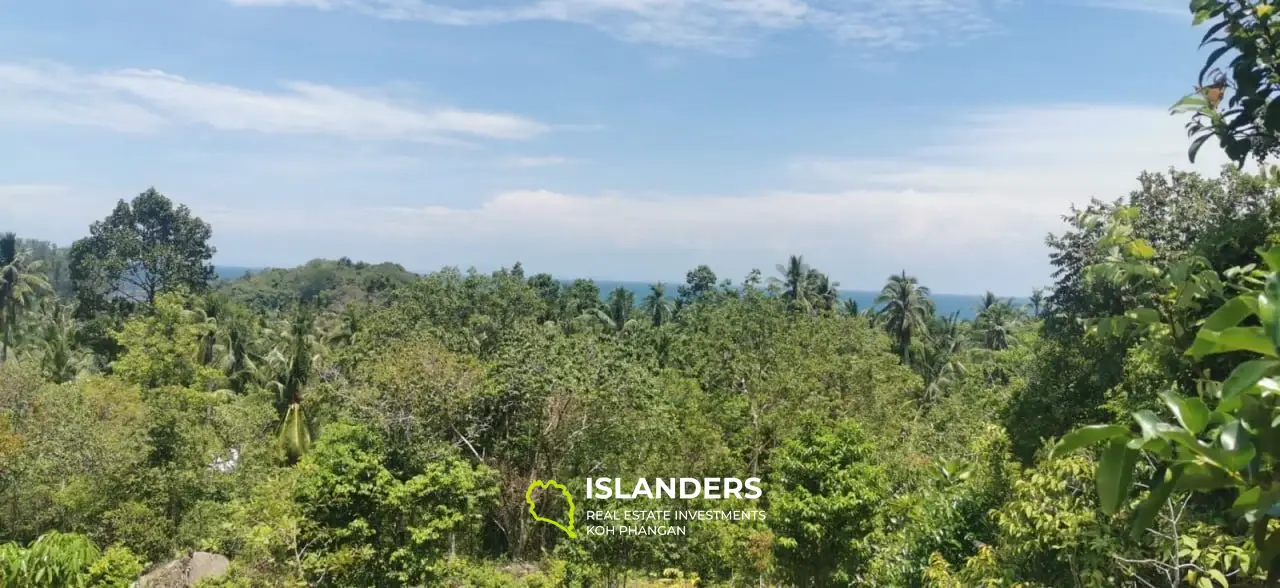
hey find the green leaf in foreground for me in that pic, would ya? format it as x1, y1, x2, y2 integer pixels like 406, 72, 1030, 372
1097, 438, 1139, 515
1050, 424, 1130, 460
1159, 389, 1209, 434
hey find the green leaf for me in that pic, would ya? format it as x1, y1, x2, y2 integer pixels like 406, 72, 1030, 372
1200, 18, 1230, 47
1160, 389, 1210, 434
1050, 424, 1130, 459
1202, 296, 1258, 331
1134, 410, 1166, 440
1198, 45, 1232, 85
1260, 246, 1280, 272
1222, 360, 1280, 399
1131, 465, 1181, 540
1127, 240, 1156, 260
1130, 307, 1161, 325
1189, 133, 1214, 163
1221, 420, 1248, 451
1208, 569, 1229, 588
1097, 439, 1140, 515
1197, 327, 1279, 357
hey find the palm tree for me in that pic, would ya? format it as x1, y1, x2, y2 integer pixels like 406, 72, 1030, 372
268, 303, 322, 463
593, 287, 636, 332
918, 313, 968, 403
0, 234, 52, 363
976, 291, 1000, 315
32, 300, 93, 383
976, 301, 1021, 350
642, 283, 674, 327
841, 298, 859, 316
807, 269, 841, 312
771, 255, 812, 312
1028, 287, 1047, 318
874, 271, 934, 361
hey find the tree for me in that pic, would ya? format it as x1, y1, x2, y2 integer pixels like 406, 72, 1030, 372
271, 303, 321, 464
1028, 287, 1047, 318
678, 265, 719, 305
807, 269, 840, 312
642, 283, 674, 327
769, 420, 887, 586
0, 234, 52, 363
772, 255, 811, 312
975, 300, 1021, 351
874, 271, 934, 361
594, 287, 636, 333
69, 188, 215, 314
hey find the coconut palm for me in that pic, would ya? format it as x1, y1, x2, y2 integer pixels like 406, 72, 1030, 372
807, 269, 841, 312
874, 271, 934, 361
976, 301, 1021, 350
593, 287, 637, 332
918, 313, 969, 403
266, 303, 323, 463
32, 300, 93, 383
842, 298, 859, 316
976, 291, 1000, 315
771, 255, 812, 312
642, 283, 674, 327
0, 234, 52, 363
1028, 287, 1047, 318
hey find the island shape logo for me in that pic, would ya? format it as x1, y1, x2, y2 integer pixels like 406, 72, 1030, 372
526, 479, 577, 538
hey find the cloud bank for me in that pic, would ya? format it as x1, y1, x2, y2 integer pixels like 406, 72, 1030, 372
224, 0, 1016, 53
0, 62, 548, 143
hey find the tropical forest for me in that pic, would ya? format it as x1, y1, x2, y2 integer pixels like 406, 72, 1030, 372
10, 1, 1280, 587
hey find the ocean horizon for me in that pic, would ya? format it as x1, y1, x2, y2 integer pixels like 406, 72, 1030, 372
216, 265, 1027, 321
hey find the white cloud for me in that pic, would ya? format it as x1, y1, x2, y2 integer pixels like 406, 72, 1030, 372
0, 61, 548, 142
192, 102, 1233, 291
502, 155, 583, 168
1073, 0, 1185, 17
225, 0, 1014, 53
1, 101, 1236, 292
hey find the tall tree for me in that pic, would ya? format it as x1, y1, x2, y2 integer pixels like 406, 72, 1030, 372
69, 188, 215, 314
0, 234, 52, 363
271, 303, 320, 464
772, 255, 812, 312
1028, 287, 1047, 318
642, 283, 674, 327
678, 265, 718, 305
594, 287, 636, 332
874, 271, 933, 361
807, 269, 840, 312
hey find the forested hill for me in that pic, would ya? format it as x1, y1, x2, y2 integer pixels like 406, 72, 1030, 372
216, 264, 1026, 320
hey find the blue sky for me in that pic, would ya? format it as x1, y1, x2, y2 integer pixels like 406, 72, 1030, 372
0, 0, 1236, 294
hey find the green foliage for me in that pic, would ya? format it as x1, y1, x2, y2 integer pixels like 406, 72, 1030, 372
767, 420, 887, 586
294, 422, 500, 585
87, 545, 145, 588
1174, 0, 1280, 165
69, 188, 215, 314
0, 531, 100, 587
111, 291, 224, 390
217, 257, 415, 312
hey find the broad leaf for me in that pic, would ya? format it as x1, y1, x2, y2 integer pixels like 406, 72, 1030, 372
1222, 360, 1280, 400
1131, 465, 1181, 540
1097, 439, 1139, 515
1159, 389, 1209, 434
1050, 425, 1130, 459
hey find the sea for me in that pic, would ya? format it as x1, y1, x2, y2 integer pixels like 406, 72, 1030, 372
216, 266, 1023, 321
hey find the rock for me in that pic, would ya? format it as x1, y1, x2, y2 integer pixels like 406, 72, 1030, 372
138, 552, 229, 587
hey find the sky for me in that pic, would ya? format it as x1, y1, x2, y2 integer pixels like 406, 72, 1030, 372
0, 0, 1241, 294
